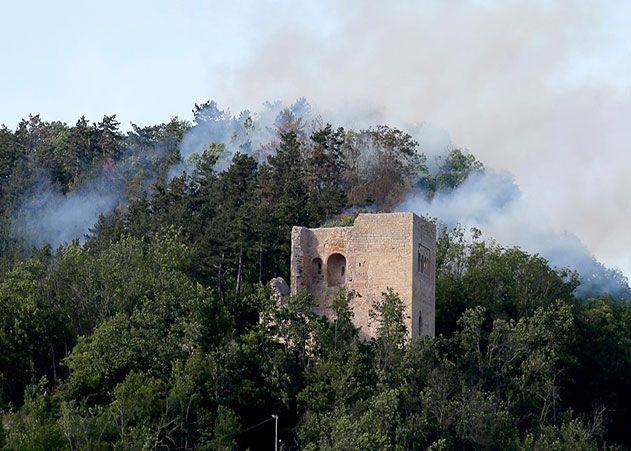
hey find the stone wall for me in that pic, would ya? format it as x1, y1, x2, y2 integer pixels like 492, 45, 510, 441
290, 212, 436, 339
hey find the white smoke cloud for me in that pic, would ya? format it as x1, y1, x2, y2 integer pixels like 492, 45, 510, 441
171, 98, 321, 177
203, 0, 631, 280
15, 177, 120, 248
397, 169, 630, 298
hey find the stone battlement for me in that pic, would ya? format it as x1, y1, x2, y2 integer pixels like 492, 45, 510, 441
290, 212, 436, 339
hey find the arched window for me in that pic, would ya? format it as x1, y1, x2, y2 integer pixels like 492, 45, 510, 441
327, 253, 346, 287
312, 257, 323, 284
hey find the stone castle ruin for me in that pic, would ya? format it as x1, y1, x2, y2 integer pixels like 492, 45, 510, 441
290, 212, 436, 339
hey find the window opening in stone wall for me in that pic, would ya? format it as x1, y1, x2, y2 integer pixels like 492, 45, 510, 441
327, 253, 346, 287
312, 257, 323, 284
418, 312, 422, 334
419, 245, 431, 275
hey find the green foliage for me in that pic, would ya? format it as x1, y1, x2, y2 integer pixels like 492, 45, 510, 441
522, 417, 598, 450
436, 225, 577, 335
2, 378, 66, 450
0, 261, 44, 407
203, 406, 240, 451
422, 148, 484, 193
565, 298, 631, 445
344, 125, 426, 208
369, 289, 408, 386
108, 371, 167, 449
0, 105, 628, 449
61, 232, 206, 402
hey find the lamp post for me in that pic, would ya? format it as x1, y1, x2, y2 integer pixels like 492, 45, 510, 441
271, 414, 278, 451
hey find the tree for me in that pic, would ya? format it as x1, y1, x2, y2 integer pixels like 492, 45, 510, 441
61, 232, 205, 400
343, 125, 426, 208
94, 115, 122, 160
0, 260, 45, 407
369, 289, 408, 387
435, 226, 576, 336
205, 406, 241, 451
259, 130, 312, 277
566, 298, 631, 446
432, 148, 483, 192
305, 124, 347, 222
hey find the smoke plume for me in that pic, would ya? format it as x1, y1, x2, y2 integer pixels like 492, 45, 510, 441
398, 168, 631, 299
15, 175, 120, 249
171, 98, 320, 177
205, 0, 631, 281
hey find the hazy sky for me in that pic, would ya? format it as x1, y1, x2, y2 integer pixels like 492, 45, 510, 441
2, 1, 631, 278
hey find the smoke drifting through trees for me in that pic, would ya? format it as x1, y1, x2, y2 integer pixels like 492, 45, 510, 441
15, 176, 120, 248
8, 99, 630, 299
397, 169, 631, 299
172, 98, 318, 176
204, 0, 631, 289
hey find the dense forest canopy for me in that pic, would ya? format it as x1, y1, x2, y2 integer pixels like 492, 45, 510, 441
0, 100, 629, 449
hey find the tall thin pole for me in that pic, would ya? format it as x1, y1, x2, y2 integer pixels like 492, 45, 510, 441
272, 414, 278, 451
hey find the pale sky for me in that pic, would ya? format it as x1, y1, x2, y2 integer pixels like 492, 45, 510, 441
2, 1, 631, 279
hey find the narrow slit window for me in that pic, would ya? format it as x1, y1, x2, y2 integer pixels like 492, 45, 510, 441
419, 245, 431, 275
312, 257, 323, 284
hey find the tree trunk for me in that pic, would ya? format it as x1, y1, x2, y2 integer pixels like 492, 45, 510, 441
50, 343, 57, 383
217, 252, 225, 302
236, 244, 243, 297
258, 238, 263, 284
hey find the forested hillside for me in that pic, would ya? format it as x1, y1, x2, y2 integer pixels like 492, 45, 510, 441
0, 101, 629, 449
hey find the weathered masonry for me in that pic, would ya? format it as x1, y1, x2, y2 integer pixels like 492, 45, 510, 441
290, 212, 436, 339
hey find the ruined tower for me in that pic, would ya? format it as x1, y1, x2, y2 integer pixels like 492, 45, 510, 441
290, 212, 436, 339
